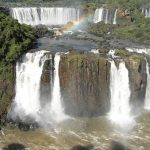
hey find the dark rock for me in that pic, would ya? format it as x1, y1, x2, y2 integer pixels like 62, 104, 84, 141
110, 141, 130, 150
0, 7, 10, 15
98, 48, 109, 54
71, 145, 94, 150
18, 122, 38, 131
3, 143, 26, 150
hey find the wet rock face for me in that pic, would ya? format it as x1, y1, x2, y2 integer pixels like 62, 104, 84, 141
59, 53, 110, 117
125, 55, 147, 112
40, 50, 147, 117
40, 54, 54, 107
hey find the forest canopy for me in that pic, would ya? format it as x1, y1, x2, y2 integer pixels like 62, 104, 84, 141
0, 11, 36, 63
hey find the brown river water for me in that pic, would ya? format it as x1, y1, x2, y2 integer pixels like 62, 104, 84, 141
0, 110, 150, 150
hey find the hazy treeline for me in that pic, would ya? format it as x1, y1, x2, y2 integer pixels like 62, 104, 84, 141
0, 0, 150, 8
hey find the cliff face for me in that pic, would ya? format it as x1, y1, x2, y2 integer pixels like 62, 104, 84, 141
40, 53, 54, 108
125, 55, 147, 112
114, 50, 147, 112
59, 52, 110, 117
39, 50, 148, 117
0, 50, 147, 121
0, 64, 15, 124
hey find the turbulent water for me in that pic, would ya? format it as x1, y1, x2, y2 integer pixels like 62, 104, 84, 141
108, 61, 134, 128
93, 8, 117, 24
11, 7, 80, 26
1, 111, 150, 150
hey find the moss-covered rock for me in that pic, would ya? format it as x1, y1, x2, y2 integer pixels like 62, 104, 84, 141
124, 53, 146, 112
115, 49, 131, 57
59, 52, 110, 117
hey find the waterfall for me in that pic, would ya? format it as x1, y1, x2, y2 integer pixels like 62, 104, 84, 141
145, 8, 150, 18
9, 51, 48, 122
39, 53, 68, 125
9, 51, 68, 126
10, 7, 80, 26
108, 61, 133, 127
145, 60, 150, 109
113, 9, 118, 25
105, 9, 109, 24
93, 8, 104, 23
93, 8, 117, 24
142, 8, 150, 18
49, 54, 68, 122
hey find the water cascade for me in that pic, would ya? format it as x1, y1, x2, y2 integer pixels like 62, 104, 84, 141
142, 8, 150, 18
11, 7, 80, 26
105, 9, 109, 24
108, 61, 133, 127
93, 8, 117, 24
113, 9, 118, 25
93, 8, 104, 23
9, 51, 68, 125
9, 51, 48, 122
43, 54, 68, 123
145, 60, 150, 109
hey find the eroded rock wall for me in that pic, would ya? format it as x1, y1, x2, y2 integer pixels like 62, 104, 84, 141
40, 53, 54, 108
59, 52, 110, 117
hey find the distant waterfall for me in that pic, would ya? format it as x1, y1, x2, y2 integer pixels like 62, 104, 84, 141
93, 8, 117, 24
10, 7, 80, 26
105, 9, 109, 24
93, 8, 104, 23
113, 9, 118, 25
108, 61, 133, 127
145, 60, 150, 109
142, 8, 150, 18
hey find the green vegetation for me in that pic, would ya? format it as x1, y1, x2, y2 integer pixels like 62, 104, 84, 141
112, 19, 150, 42
0, 11, 36, 123
115, 49, 131, 57
0, 12, 36, 63
34, 26, 54, 38
87, 16, 150, 43
88, 22, 114, 37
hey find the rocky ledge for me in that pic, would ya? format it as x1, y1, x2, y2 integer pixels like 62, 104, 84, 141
40, 49, 149, 117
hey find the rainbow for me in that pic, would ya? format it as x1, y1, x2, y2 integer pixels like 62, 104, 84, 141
63, 14, 94, 33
